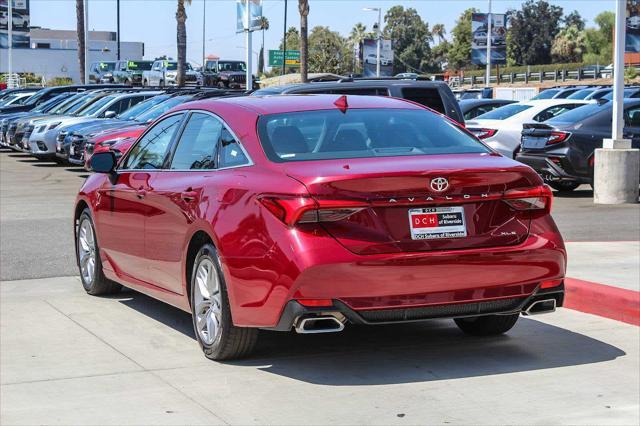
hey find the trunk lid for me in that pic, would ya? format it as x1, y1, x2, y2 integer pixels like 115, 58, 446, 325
284, 154, 542, 255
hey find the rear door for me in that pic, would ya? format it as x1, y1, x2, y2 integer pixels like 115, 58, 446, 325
143, 111, 224, 293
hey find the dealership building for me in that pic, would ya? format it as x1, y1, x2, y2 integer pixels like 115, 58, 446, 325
0, 28, 144, 83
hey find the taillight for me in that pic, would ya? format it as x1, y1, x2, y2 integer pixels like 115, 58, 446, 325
546, 131, 570, 145
503, 185, 553, 213
258, 196, 367, 226
471, 128, 498, 139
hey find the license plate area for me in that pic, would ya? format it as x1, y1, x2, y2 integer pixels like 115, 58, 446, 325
522, 136, 548, 149
408, 207, 467, 240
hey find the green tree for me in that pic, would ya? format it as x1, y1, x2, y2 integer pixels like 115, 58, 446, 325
507, 0, 564, 65
594, 11, 615, 44
583, 11, 615, 65
279, 27, 301, 74
551, 25, 586, 63
176, 0, 192, 86
563, 10, 585, 31
432, 40, 450, 71
308, 26, 351, 75
383, 6, 433, 74
447, 8, 477, 70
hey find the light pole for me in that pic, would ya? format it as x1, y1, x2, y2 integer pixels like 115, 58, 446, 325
116, 0, 120, 60
282, 0, 287, 76
202, 0, 206, 69
8, 0, 12, 87
244, 0, 253, 89
363, 7, 382, 77
485, 0, 492, 87
593, 0, 639, 204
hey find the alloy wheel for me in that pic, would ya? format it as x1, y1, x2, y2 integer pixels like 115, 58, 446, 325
193, 258, 223, 346
78, 219, 96, 285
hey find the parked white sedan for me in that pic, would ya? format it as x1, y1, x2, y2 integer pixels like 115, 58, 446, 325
466, 99, 589, 158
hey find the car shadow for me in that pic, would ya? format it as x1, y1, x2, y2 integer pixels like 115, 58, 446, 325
115, 289, 626, 386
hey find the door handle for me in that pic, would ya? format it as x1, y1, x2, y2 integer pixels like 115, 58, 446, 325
136, 189, 146, 199
181, 190, 198, 202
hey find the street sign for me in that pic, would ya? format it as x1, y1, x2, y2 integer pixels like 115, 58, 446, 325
268, 50, 301, 67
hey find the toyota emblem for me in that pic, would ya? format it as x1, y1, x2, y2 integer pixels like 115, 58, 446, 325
430, 177, 449, 192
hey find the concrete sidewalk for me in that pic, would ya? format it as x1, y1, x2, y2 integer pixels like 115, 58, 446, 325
2, 277, 639, 425
564, 241, 640, 325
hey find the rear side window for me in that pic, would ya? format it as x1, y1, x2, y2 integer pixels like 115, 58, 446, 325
257, 109, 490, 163
546, 103, 608, 126
476, 103, 532, 120
533, 104, 582, 122
400, 88, 445, 114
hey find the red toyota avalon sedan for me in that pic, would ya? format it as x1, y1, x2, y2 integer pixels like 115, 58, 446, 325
75, 94, 566, 360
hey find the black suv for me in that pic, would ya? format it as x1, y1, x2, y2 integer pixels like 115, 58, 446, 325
517, 99, 640, 191
252, 79, 464, 123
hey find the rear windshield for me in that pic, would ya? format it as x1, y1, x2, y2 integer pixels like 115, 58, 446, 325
567, 89, 594, 99
603, 88, 640, 100
475, 103, 532, 120
545, 103, 608, 125
257, 109, 490, 163
531, 89, 559, 100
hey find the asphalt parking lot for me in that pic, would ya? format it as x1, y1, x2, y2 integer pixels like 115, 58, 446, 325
1, 150, 639, 425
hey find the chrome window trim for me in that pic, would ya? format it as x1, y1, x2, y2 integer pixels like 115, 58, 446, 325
117, 109, 253, 173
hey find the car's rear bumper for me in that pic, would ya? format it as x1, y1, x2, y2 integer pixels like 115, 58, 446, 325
224, 215, 566, 328
516, 152, 590, 184
267, 285, 565, 331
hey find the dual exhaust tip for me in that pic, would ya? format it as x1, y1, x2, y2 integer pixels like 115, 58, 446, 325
295, 314, 345, 334
294, 298, 557, 333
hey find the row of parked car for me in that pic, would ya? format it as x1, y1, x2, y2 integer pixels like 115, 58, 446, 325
87, 58, 256, 90
1, 79, 639, 192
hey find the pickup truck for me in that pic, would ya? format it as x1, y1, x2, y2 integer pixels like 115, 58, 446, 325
142, 60, 202, 87
201, 59, 258, 90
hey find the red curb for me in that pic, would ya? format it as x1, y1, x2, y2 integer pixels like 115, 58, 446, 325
564, 278, 640, 326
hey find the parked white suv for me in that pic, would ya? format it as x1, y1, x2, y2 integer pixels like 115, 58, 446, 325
142, 60, 202, 87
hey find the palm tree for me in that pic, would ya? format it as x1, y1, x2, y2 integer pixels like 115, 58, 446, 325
76, 0, 86, 83
431, 23, 446, 44
258, 16, 270, 74
298, 0, 309, 82
349, 23, 368, 72
176, 0, 191, 87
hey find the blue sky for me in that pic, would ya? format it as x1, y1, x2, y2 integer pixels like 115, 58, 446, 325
30, 0, 613, 69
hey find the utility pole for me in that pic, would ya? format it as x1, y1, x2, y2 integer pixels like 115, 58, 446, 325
593, 0, 639, 204
8, 0, 12, 87
485, 0, 492, 87
84, 0, 90, 85
202, 0, 206, 69
116, 0, 120, 60
282, 0, 287, 76
376, 7, 381, 77
245, 0, 253, 89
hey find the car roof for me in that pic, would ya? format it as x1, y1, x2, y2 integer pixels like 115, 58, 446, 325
458, 98, 513, 107
174, 93, 426, 116
259, 79, 449, 94
522, 99, 589, 107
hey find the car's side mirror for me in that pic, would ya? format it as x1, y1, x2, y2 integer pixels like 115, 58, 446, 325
103, 110, 117, 119
91, 151, 117, 174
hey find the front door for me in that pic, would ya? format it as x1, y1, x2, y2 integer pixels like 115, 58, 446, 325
103, 112, 185, 284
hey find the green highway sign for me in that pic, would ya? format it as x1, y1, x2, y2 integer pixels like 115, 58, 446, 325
269, 50, 301, 67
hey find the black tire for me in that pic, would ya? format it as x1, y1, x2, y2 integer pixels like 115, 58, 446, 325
190, 244, 258, 360
549, 181, 580, 192
454, 313, 519, 336
76, 208, 122, 295
217, 81, 226, 89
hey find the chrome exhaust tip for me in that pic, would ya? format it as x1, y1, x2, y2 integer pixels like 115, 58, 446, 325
295, 315, 345, 334
523, 298, 557, 316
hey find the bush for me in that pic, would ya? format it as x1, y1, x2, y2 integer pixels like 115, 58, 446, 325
47, 77, 74, 87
